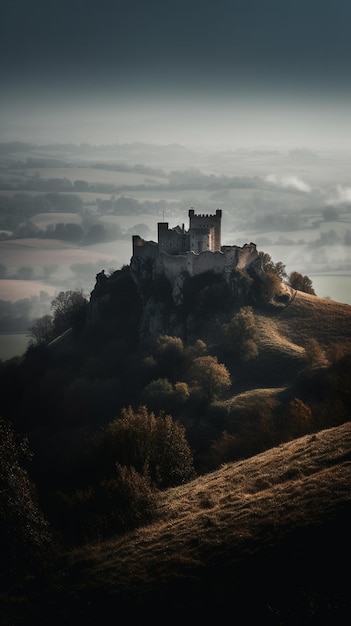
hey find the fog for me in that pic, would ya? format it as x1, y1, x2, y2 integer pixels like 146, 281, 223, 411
1, 0, 351, 357
2, 92, 351, 152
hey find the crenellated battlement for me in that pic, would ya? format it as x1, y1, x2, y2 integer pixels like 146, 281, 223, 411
131, 209, 261, 283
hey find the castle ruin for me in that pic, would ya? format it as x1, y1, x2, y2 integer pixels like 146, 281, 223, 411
131, 209, 261, 284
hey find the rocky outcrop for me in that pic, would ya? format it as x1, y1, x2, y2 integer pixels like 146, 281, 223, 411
87, 244, 290, 345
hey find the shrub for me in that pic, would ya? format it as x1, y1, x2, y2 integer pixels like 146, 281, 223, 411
189, 355, 231, 401
221, 306, 259, 362
99, 406, 195, 489
288, 271, 316, 295
155, 335, 185, 378
0, 418, 52, 581
260, 271, 284, 302
142, 378, 190, 415
54, 464, 157, 545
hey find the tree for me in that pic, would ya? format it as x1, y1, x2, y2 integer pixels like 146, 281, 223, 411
100, 405, 195, 489
142, 377, 176, 413
155, 335, 185, 378
142, 378, 190, 414
0, 418, 52, 579
260, 271, 285, 302
259, 252, 287, 280
28, 314, 54, 344
185, 339, 207, 362
221, 306, 259, 362
55, 463, 157, 545
189, 355, 231, 401
288, 271, 316, 295
51, 289, 88, 336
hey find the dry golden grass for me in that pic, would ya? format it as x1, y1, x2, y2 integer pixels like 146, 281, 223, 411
2, 291, 351, 625
76, 422, 351, 578
272, 290, 351, 351
5, 422, 348, 624
231, 291, 351, 391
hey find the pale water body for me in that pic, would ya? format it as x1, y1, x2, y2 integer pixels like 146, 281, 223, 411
0, 333, 31, 361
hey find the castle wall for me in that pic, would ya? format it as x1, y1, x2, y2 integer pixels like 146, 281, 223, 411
132, 235, 159, 259
153, 244, 257, 283
132, 213, 260, 287
158, 222, 188, 254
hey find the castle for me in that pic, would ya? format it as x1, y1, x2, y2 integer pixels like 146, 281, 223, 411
131, 209, 261, 284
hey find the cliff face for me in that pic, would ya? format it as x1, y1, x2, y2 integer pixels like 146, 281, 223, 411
122, 211, 270, 340
87, 245, 296, 346
130, 245, 264, 303
122, 251, 264, 342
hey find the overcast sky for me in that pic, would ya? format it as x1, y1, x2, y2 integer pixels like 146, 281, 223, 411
2, 0, 351, 148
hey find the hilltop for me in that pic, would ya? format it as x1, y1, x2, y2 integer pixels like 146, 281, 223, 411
12, 264, 351, 483
2, 422, 350, 624
1, 217, 351, 625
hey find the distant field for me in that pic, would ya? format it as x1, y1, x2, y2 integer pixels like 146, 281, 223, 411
30, 213, 82, 229
0, 279, 57, 301
8, 167, 167, 186
0, 238, 119, 269
0, 238, 122, 302
0, 190, 113, 203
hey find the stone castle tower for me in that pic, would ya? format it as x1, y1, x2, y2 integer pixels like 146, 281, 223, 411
133, 208, 222, 258
188, 208, 222, 252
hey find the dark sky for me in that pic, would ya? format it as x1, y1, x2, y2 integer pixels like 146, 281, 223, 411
2, 0, 351, 147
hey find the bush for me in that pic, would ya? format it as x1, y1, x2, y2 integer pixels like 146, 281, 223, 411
142, 377, 190, 415
99, 406, 196, 489
189, 355, 231, 402
221, 306, 259, 362
54, 464, 157, 545
288, 271, 316, 295
0, 419, 52, 581
260, 271, 284, 302
155, 335, 185, 379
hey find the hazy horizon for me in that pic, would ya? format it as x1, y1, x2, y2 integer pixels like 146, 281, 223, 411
2, 1, 351, 150
2, 0, 351, 360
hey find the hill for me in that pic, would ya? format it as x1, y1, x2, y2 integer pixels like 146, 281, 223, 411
2, 422, 350, 624
10, 269, 351, 485
1, 254, 351, 626
232, 289, 351, 388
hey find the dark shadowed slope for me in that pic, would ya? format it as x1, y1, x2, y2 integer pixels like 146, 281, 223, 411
4, 422, 350, 625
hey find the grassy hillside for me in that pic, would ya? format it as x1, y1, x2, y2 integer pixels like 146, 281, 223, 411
274, 290, 351, 347
227, 290, 351, 391
1, 273, 351, 625
2, 422, 350, 624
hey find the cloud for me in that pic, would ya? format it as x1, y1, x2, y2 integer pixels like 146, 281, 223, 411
265, 174, 311, 193
327, 185, 351, 205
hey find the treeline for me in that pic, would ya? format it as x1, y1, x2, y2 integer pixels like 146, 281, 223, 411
0, 193, 83, 231
0, 192, 179, 239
